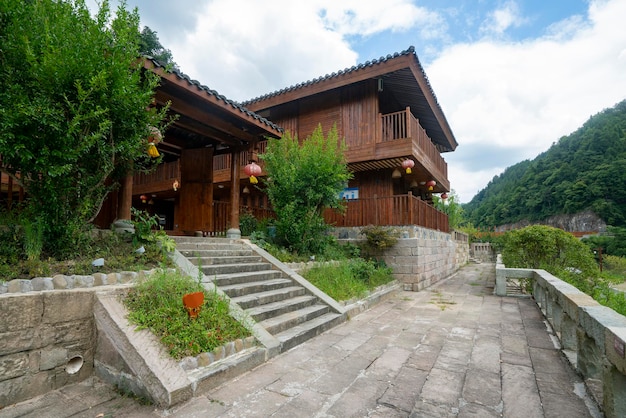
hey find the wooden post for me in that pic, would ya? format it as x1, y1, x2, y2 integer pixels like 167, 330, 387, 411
117, 173, 133, 221
227, 150, 241, 238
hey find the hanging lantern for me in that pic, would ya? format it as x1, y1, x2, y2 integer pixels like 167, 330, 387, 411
426, 180, 436, 191
173, 180, 180, 191
140, 194, 147, 204
401, 159, 415, 174
244, 162, 262, 185
146, 126, 161, 158
441, 192, 448, 200
147, 143, 160, 158
148, 126, 162, 144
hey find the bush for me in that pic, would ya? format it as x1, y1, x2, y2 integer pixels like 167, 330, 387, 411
239, 212, 258, 236
360, 225, 400, 252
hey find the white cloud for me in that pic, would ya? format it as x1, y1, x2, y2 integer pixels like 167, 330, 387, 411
428, 0, 626, 202
479, 1, 527, 37
167, 0, 435, 101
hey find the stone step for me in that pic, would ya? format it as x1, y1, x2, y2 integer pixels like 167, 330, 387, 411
176, 242, 248, 252
220, 278, 294, 298
211, 270, 284, 286
231, 286, 307, 310
190, 255, 262, 266
258, 304, 331, 335
275, 312, 344, 352
172, 236, 239, 244
245, 295, 318, 322
202, 263, 272, 276
179, 249, 254, 258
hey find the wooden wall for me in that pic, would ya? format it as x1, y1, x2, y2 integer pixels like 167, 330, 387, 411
341, 81, 379, 148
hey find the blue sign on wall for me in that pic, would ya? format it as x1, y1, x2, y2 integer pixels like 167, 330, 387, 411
340, 187, 359, 200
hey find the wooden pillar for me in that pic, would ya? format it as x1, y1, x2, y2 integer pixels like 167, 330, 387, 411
110, 171, 134, 233
117, 173, 133, 221
227, 150, 241, 238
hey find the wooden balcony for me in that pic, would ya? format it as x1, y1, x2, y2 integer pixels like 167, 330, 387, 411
347, 107, 449, 190
133, 160, 180, 195
324, 194, 449, 232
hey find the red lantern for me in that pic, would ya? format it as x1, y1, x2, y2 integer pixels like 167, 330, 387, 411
441, 192, 448, 200
140, 194, 147, 204
244, 162, 262, 185
426, 180, 436, 191
401, 159, 415, 174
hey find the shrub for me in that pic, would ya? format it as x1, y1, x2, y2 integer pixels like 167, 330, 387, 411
360, 225, 400, 251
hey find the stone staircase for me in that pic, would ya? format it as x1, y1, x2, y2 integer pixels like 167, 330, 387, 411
174, 237, 345, 353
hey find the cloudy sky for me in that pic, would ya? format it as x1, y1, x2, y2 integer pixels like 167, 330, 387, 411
89, 0, 626, 202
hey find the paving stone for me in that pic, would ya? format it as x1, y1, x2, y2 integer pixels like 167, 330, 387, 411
462, 368, 501, 407
501, 363, 543, 417
419, 367, 465, 406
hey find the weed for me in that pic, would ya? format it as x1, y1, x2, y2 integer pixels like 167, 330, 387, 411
301, 258, 394, 301
124, 269, 250, 359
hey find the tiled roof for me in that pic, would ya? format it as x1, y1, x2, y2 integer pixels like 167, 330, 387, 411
241, 46, 439, 108
146, 57, 283, 133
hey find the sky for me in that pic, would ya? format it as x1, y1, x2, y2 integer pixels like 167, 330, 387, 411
88, 0, 626, 203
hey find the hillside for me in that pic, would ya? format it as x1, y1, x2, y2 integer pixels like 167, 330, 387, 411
464, 99, 626, 229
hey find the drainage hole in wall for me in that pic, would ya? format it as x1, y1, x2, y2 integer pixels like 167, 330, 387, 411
66, 355, 84, 375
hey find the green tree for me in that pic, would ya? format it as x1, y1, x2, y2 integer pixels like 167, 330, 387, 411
0, 0, 167, 256
501, 225, 599, 292
260, 124, 352, 254
139, 26, 178, 69
433, 190, 465, 229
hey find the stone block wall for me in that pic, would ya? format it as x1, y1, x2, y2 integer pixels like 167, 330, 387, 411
333, 226, 470, 291
0, 290, 96, 407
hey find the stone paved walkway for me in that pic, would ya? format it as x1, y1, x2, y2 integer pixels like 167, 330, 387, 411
0, 263, 599, 417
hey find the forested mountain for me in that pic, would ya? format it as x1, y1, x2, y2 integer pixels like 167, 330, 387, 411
464, 99, 626, 228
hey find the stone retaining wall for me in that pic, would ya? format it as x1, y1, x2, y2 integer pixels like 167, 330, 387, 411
333, 227, 470, 291
0, 288, 98, 407
0, 270, 154, 407
495, 259, 626, 418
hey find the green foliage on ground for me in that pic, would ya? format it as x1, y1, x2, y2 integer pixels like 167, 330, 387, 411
0, 208, 174, 281
124, 270, 250, 359
301, 259, 394, 302
0, 0, 168, 257
464, 100, 626, 228
260, 124, 352, 255
500, 225, 626, 316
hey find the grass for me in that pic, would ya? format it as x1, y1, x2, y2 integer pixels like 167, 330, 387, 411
123, 269, 250, 359
301, 258, 394, 302
0, 228, 173, 281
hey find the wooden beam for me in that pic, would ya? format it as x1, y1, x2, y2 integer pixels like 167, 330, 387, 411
155, 90, 256, 144
144, 60, 282, 138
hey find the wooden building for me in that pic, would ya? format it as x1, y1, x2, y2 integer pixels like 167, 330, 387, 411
3, 46, 458, 235
94, 58, 283, 237
242, 46, 458, 232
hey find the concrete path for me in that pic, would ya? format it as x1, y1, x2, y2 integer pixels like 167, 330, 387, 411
0, 263, 599, 417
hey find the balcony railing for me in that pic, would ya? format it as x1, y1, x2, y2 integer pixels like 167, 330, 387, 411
324, 194, 449, 232
133, 160, 180, 195
380, 107, 448, 179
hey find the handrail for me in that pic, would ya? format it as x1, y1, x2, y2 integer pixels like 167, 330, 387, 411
380, 108, 447, 179
324, 194, 449, 232
495, 259, 626, 416
133, 160, 180, 185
